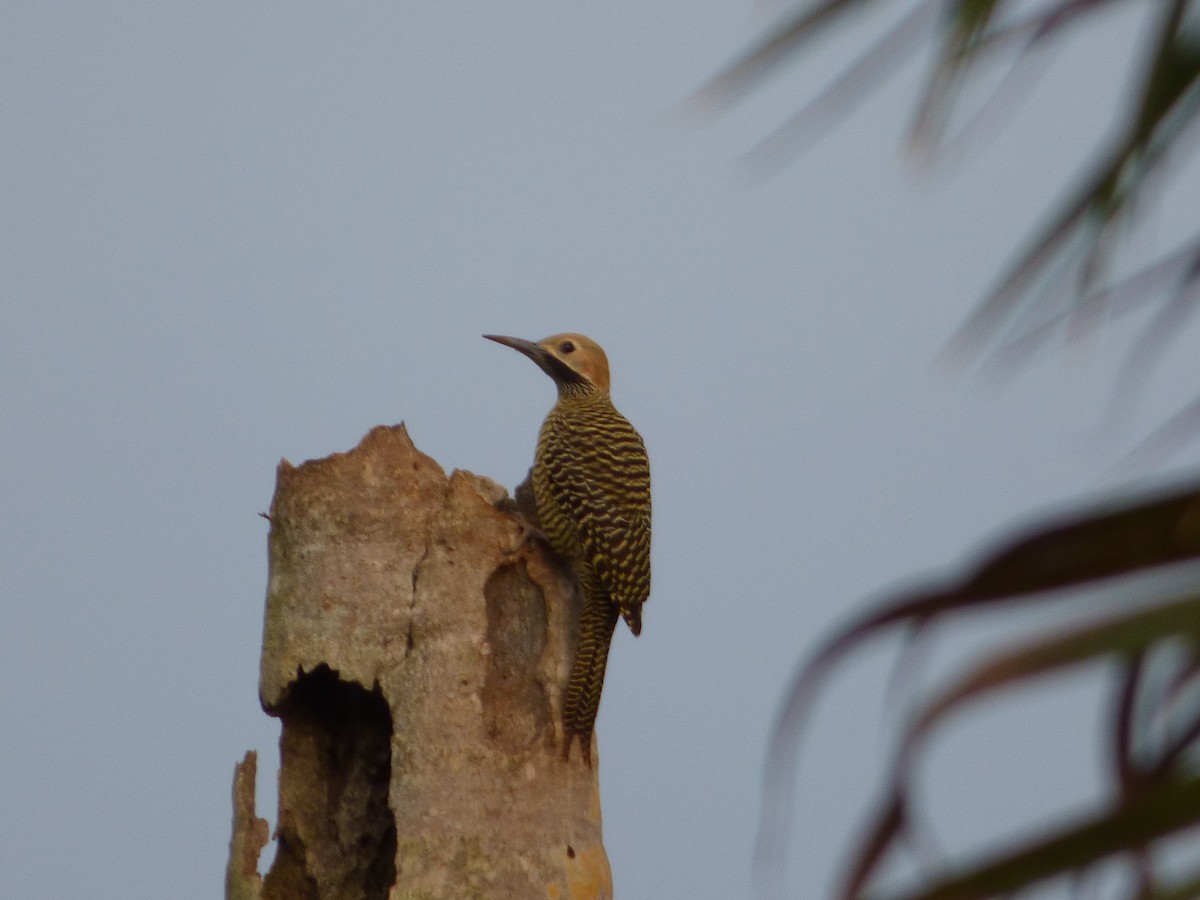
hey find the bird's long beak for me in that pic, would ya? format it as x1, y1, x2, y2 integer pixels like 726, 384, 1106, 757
484, 333, 583, 388
483, 334, 549, 367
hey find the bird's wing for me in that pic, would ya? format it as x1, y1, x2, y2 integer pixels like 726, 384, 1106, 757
543, 425, 651, 611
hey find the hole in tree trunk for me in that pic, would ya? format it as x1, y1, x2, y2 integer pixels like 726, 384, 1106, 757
482, 561, 553, 754
262, 665, 396, 900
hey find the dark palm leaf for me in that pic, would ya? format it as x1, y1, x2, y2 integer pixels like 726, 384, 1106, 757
756, 477, 1200, 895
697, 1, 1200, 443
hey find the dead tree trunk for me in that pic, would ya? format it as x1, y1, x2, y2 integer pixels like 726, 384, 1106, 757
225, 425, 611, 900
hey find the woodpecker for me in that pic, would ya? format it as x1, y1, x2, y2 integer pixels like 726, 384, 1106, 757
484, 332, 651, 764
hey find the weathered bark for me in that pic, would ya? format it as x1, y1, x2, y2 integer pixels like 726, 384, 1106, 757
226, 751, 269, 900
227, 425, 611, 900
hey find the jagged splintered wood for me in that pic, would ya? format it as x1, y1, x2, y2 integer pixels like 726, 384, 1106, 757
225, 425, 612, 900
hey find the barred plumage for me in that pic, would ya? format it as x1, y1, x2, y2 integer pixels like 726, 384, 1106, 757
485, 332, 651, 765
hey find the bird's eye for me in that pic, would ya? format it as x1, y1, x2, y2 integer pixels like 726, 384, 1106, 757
560, 341, 576, 354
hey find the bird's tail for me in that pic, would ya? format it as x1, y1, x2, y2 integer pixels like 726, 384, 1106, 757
562, 597, 621, 766
620, 604, 642, 636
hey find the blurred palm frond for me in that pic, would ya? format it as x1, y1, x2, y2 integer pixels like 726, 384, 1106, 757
755, 477, 1200, 896
711, 5, 1200, 895
696, 0, 1200, 446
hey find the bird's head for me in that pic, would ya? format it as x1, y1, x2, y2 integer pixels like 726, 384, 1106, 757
484, 332, 611, 395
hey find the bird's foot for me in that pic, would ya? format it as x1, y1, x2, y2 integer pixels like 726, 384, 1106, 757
502, 518, 548, 556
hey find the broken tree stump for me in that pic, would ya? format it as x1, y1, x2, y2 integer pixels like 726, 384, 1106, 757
225, 425, 612, 900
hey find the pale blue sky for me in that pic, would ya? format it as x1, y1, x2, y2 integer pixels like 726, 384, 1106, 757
3, 2, 1197, 898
